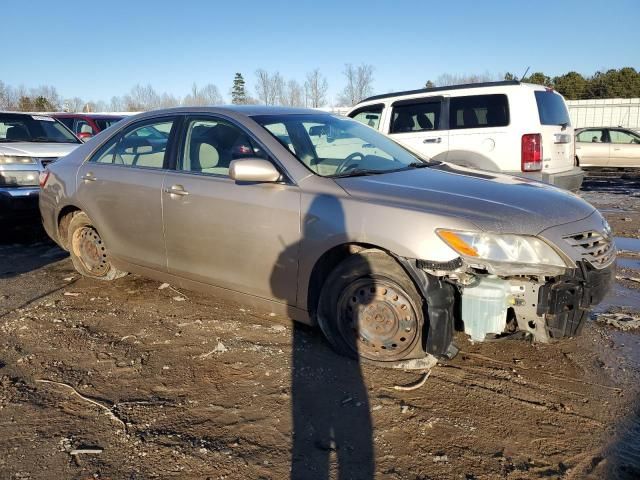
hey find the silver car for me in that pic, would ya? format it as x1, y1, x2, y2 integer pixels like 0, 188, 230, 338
39, 106, 615, 363
575, 127, 640, 168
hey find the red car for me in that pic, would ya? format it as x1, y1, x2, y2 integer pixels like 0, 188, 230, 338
51, 113, 125, 140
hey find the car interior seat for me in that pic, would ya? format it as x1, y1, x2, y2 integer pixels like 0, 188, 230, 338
392, 113, 415, 133
416, 113, 433, 130
462, 109, 479, 128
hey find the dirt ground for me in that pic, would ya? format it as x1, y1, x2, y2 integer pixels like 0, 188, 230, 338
1, 172, 639, 480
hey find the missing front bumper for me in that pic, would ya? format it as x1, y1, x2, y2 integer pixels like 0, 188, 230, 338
537, 261, 615, 338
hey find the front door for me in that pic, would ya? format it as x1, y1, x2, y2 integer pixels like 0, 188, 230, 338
608, 129, 640, 167
162, 116, 301, 304
75, 117, 178, 270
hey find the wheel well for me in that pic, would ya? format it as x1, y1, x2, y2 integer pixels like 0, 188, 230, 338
307, 242, 379, 317
57, 206, 81, 250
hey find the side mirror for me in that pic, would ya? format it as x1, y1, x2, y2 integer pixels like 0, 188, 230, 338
229, 158, 282, 183
78, 132, 93, 141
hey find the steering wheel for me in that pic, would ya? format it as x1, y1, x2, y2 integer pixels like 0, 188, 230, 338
335, 152, 365, 175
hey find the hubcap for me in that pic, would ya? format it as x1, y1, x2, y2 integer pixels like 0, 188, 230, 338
71, 226, 109, 276
337, 278, 419, 361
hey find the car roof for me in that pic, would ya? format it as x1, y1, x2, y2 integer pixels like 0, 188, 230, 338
50, 113, 124, 119
0, 111, 54, 117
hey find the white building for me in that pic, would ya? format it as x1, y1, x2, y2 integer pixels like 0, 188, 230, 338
566, 98, 640, 129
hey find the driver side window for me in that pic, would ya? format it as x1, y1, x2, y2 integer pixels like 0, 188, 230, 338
180, 118, 266, 177
610, 130, 640, 144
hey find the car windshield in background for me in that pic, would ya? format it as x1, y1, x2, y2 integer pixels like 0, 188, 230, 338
253, 114, 428, 177
95, 117, 124, 130
0, 114, 80, 143
534, 90, 571, 126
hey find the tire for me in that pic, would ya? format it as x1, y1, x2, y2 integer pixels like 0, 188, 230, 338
317, 250, 424, 362
67, 211, 127, 281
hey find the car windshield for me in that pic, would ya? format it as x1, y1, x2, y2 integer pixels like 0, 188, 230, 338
95, 117, 124, 130
534, 91, 571, 126
0, 114, 80, 143
253, 113, 431, 177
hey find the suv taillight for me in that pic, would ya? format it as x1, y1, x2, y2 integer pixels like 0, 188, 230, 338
521, 133, 542, 172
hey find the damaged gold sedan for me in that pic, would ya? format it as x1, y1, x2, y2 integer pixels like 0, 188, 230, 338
39, 107, 615, 363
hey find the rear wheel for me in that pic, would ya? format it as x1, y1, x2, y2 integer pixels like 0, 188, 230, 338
317, 250, 424, 362
68, 212, 127, 281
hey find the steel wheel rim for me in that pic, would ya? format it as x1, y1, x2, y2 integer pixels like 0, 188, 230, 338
336, 277, 419, 361
71, 226, 109, 276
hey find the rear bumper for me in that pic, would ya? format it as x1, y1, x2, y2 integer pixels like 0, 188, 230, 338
538, 261, 615, 338
512, 166, 585, 192
0, 188, 40, 220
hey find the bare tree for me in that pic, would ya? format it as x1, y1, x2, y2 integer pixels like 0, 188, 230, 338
122, 84, 160, 111
108, 96, 123, 112
304, 69, 328, 107
255, 69, 285, 105
182, 83, 223, 106
65, 97, 85, 112
283, 79, 304, 107
255, 69, 272, 105
339, 64, 374, 106
434, 72, 499, 87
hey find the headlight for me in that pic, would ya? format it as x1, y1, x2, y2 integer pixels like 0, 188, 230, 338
0, 155, 36, 164
437, 229, 569, 269
0, 170, 40, 187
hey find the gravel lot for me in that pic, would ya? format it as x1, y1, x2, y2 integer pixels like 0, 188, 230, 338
1, 172, 639, 480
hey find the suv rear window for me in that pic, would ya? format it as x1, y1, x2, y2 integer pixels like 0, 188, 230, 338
534, 91, 571, 126
449, 94, 509, 129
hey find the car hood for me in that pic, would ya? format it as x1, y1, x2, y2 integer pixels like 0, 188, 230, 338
0, 142, 80, 158
334, 164, 596, 235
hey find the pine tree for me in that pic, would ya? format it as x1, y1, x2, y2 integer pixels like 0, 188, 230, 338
232, 73, 247, 104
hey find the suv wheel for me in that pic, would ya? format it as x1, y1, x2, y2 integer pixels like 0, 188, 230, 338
68, 212, 127, 281
317, 250, 423, 362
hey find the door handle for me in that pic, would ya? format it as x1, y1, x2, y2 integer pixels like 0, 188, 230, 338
613, 148, 621, 151
423, 137, 442, 144
81, 173, 96, 182
164, 185, 189, 196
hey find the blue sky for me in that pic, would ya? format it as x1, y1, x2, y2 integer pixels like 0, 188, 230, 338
3, 0, 638, 104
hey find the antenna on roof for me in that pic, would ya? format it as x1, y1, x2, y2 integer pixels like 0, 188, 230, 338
518, 66, 530, 81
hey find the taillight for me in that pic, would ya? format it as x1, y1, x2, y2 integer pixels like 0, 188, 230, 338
521, 134, 542, 172
39, 171, 50, 188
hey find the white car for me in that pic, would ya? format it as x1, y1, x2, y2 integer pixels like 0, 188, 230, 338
0, 112, 81, 219
347, 81, 584, 191
575, 127, 640, 168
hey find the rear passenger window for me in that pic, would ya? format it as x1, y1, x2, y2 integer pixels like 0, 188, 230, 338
390, 101, 441, 133
90, 119, 174, 168
449, 94, 509, 129
180, 118, 265, 177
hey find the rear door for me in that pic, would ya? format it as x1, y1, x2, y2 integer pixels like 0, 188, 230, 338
446, 93, 510, 171
162, 115, 301, 303
386, 97, 448, 161
608, 129, 640, 167
75, 116, 178, 270
533, 90, 575, 174
575, 129, 610, 167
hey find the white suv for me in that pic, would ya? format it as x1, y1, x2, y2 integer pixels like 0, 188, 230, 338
347, 81, 583, 191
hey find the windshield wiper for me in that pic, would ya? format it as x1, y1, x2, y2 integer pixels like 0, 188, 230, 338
329, 168, 382, 178
407, 161, 432, 168
0, 138, 23, 143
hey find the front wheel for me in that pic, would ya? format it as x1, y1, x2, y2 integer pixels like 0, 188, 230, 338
317, 250, 424, 362
67, 211, 127, 281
